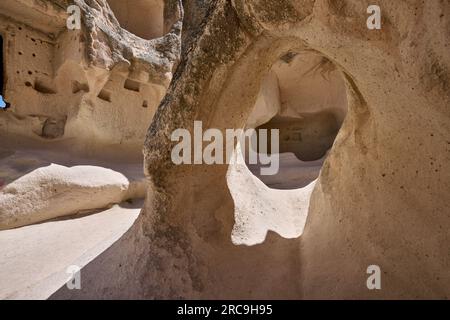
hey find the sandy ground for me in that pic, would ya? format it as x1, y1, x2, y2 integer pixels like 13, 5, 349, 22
0, 134, 146, 229
0, 200, 141, 299
0, 135, 145, 298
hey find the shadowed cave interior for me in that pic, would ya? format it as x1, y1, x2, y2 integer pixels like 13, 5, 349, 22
243, 52, 348, 190
107, 0, 165, 40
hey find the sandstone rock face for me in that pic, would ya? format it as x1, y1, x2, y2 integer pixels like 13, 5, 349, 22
0, 0, 181, 155
138, 0, 449, 299
1, 0, 449, 300
0, 0, 181, 228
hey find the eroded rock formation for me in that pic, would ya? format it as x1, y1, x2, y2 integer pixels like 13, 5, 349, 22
0, 0, 182, 229
0, 0, 449, 300
0, 0, 181, 154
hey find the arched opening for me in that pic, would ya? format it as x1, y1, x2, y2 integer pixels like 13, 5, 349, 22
107, 0, 165, 40
244, 52, 348, 190
226, 50, 348, 245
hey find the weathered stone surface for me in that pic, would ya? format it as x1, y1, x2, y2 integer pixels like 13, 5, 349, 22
0, 162, 145, 230
1, 0, 449, 300
0, 0, 181, 228
0, 0, 182, 154
137, 0, 449, 299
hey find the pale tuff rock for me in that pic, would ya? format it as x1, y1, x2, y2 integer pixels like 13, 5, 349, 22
0, 0, 181, 153
227, 142, 316, 246
136, 0, 450, 299
0, 163, 144, 230
0, 0, 449, 300
0, 0, 181, 229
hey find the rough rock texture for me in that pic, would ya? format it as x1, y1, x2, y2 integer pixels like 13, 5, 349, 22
2, 0, 450, 300
51, 0, 450, 300
0, 0, 181, 228
0, 0, 181, 155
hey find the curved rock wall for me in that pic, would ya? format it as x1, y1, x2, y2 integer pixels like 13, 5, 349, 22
0, 0, 181, 157
140, 0, 449, 299
7, 0, 448, 299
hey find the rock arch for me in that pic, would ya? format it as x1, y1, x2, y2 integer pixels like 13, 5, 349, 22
53, 0, 450, 299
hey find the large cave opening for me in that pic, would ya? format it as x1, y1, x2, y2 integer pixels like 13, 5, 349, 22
227, 50, 349, 245
244, 51, 348, 190
107, 0, 164, 40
